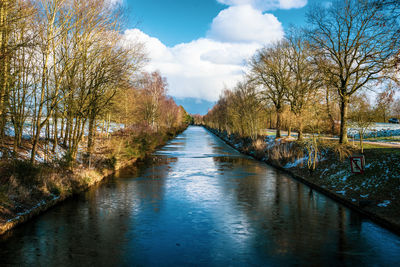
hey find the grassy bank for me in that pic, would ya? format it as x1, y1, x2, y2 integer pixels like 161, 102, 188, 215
205, 126, 400, 235
0, 125, 187, 235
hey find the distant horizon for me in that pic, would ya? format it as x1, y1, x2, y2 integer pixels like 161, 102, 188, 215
173, 97, 215, 116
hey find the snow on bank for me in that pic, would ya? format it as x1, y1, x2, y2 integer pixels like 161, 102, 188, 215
348, 123, 400, 138
3, 120, 124, 163
284, 157, 304, 168
6, 194, 60, 223
377, 200, 391, 207
5, 120, 124, 140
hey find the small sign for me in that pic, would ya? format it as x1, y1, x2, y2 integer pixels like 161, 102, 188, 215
350, 155, 365, 174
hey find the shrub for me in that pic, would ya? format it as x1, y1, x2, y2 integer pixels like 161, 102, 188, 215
11, 160, 41, 184
56, 150, 74, 168
104, 156, 117, 169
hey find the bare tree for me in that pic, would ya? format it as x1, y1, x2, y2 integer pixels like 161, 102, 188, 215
375, 85, 395, 122
228, 80, 264, 139
250, 41, 291, 139
307, 0, 400, 144
5, 0, 37, 152
137, 71, 168, 130
285, 30, 322, 140
349, 94, 374, 153
30, 0, 75, 163
393, 99, 400, 118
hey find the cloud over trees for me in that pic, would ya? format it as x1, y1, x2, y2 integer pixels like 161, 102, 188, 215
122, 1, 295, 101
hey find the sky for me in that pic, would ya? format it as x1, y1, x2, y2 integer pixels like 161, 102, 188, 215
118, 0, 322, 114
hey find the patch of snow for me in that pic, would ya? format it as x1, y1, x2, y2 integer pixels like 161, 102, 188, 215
360, 194, 369, 198
336, 190, 346, 195
377, 200, 391, 207
283, 157, 304, 168
6, 194, 60, 223
35, 154, 45, 163
331, 169, 351, 181
321, 168, 330, 174
342, 175, 350, 182
348, 123, 400, 138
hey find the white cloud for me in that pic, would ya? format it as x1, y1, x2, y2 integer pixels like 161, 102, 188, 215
123, 29, 173, 61
106, 0, 123, 6
123, 31, 259, 101
122, 3, 287, 102
207, 5, 284, 44
216, 0, 307, 10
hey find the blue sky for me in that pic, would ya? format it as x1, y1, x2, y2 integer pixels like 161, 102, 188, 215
120, 0, 321, 114
125, 0, 225, 46
125, 0, 314, 46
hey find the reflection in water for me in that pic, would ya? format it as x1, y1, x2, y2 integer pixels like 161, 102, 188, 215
0, 126, 399, 266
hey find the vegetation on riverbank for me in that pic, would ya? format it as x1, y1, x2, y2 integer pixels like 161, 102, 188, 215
0, 123, 189, 234
0, 0, 196, 234
206, 127, 400, 233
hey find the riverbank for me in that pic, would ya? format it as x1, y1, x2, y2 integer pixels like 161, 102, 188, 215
0, 125, 187, 235
204, 126, 400, 235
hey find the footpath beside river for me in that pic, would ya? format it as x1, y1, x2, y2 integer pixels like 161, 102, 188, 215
1, 126, 399, 266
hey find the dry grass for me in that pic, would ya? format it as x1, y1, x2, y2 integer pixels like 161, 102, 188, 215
266, 140, 304, 167
251, 138, 267, 158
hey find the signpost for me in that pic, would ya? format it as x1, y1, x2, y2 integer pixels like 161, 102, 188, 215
350, 155, 365, 174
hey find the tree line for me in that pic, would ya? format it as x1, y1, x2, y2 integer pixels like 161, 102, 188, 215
0, 0, 188, 164
202, 0, 400, 144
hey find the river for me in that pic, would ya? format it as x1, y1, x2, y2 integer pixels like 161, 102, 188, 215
1, 126, 399, 266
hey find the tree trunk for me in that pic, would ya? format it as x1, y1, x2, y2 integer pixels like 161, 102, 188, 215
297, 116, 303, 141
359, 130, 364, 154
269, 111, 272, 129
52, 112, 58, 153
70, 117, 82, 161
276, 108, 282, 138
0, 1, 9, 156
66, 113, 73, 149
326, 88, 336, 136
60, 115, 64, 143
106, 113, 111, 138
31, 28, 51, 163
87, 111, 96, 156
383, 110, 386, 123
30, 128, 40, 163
16, 121, 22, 147
339, 96, 349, 144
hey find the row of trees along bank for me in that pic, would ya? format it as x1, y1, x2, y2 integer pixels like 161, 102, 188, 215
0, 0, 190, 165
201, 0, 400, 143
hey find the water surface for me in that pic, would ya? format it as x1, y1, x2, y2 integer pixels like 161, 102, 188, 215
1, 126, 399, 266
